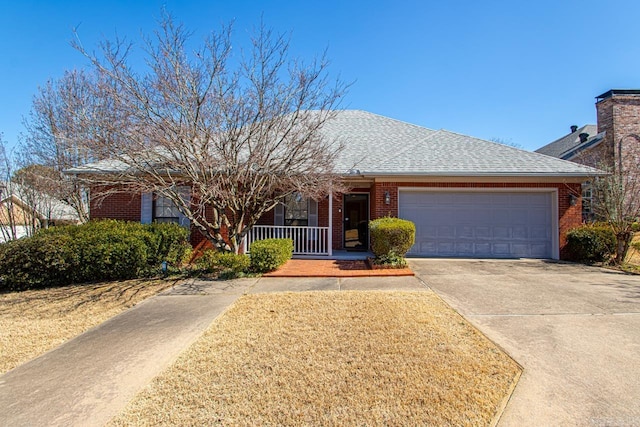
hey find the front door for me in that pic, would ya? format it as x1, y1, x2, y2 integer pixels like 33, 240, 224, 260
343, 194, 369, 251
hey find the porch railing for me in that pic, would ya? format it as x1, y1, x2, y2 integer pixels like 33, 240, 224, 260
245, 225, 330, 256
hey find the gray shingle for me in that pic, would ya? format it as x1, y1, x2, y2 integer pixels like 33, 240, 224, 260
535, 124, 600, 159
69, 110, 603, 177
327, 111, 602, 176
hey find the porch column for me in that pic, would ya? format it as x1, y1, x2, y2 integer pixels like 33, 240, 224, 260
328, 190, 333, 256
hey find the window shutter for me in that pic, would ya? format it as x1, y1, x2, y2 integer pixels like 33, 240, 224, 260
141, 192, 153, 224
177, 186, 191, 228
308, 199, 318, 227
274, 203, 284, 226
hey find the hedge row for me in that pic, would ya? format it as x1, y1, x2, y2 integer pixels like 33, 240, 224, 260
0, 220, 190, 292
193, 238, 293, 277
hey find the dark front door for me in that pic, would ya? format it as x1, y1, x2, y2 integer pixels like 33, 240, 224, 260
343, 194, 369, 251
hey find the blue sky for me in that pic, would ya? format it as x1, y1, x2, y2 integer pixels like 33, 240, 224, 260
1, 0, 639, 153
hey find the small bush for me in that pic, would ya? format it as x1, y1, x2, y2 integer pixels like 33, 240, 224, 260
194, 250, 251, 278
145, 222, 190, 267
371, 252, 407, 268
631, 222, 640, 233
250, 239, 293, 273
566, 225, 616, 263
369, 217, 416, 258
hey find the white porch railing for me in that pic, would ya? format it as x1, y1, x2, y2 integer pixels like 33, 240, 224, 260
245, 225, 330, 256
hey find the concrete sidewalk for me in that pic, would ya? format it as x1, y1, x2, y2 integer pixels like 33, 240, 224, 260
0, 276, 426, 427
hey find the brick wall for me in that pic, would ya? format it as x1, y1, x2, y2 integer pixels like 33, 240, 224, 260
596, 92, 640, 171
90, 188, 141, 222
92, 182, 583, 259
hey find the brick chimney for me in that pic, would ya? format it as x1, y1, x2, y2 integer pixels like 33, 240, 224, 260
595, 89, 640, 168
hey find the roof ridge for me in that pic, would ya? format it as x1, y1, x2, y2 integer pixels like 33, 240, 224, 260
337, 109, 438, 133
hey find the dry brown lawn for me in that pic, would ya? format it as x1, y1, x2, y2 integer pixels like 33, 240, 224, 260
626, 234, 640, 266
0, 278, 178, 374
110, 291, 521, 426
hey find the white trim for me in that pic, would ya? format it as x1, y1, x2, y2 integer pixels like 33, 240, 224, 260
246, 225, 330, 256
140, 192, 153, 224
397, 187, 560, 260
328, 191, 333, 256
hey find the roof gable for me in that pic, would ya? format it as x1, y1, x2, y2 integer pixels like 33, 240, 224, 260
535, 125, 602, 159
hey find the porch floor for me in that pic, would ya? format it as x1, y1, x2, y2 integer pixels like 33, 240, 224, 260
263, 259, 414, 278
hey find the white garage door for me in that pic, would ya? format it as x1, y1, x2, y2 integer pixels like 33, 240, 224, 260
399, 191, 555, 258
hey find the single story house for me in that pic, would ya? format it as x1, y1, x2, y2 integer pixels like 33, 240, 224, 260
70, 110, 602, 259
0, 184, 80, 242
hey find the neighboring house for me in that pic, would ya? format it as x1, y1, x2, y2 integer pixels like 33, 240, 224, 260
536, 89, 640, 219
0, 184, 80, 243
70, 110, 601, 260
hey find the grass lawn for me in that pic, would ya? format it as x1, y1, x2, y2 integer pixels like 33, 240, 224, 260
0, 278, 178, 374
110, 291, 521, 426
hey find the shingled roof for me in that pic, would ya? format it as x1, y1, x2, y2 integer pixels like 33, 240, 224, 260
327, 111, 602, 176
68, 110, 603, 178
534, 124, 604, 160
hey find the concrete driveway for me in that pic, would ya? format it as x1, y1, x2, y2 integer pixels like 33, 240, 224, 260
409, 259, 640, 427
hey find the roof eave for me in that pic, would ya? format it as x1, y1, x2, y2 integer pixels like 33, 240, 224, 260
353, 171, 607, 178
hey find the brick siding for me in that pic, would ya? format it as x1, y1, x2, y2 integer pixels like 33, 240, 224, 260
596, 93, 640, 172
90, 187, 141, 222
92, 182, 581, 259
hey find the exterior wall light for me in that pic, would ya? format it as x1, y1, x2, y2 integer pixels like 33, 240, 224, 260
569, 193, 577, 206
384, 190, 391, 205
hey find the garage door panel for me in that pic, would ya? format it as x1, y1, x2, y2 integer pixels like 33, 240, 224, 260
531, 244, 549, 257
513, 226, 528, 239
456, 243, 474, 255
475, 227, 491, 239
400, 191, 553, 259
494, 227, 510, 239
457, 226, 474, 239
438, 226, 454, 238
474, 243, 491, 256
531, 227, 549, 239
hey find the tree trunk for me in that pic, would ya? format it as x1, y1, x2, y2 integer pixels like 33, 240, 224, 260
615, 231, 632, 265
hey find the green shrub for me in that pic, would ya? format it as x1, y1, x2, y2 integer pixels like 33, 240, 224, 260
0, 234, 79, 291
369, 217, 416, 258
250, 238, 293, 273
0, 219, 193, 292
631, 222, 640, 233
371, 252, 407, 267
145, 222, 190, 267
215, 252, 251, 272
194, 250, 251, 278
566, 225, 616, 263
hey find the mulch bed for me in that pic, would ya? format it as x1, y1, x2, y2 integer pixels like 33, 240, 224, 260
262, 259, 414, 277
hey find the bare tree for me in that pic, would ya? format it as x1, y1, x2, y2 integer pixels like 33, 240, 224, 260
0, 138, 44, 242
575, 134, 640, 264
70, 15, 348, 253
20, 69, 118, 223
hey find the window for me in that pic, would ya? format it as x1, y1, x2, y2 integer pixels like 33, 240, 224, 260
582, 182, 593, 222
284, 193, 308, 226
274, 193, 318, 227
153, 194, 181, 224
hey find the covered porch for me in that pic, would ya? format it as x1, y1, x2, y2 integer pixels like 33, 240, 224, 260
245, 187, 374, 258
